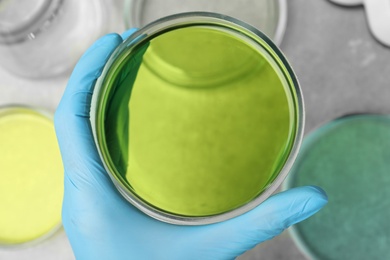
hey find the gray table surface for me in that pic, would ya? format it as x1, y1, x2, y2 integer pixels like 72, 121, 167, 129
1, 0, 389, 259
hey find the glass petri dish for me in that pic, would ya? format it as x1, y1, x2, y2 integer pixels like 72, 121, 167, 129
0, 0, 59, 44
0, 106, 63, 246
124, 0, 287, 45
284, 114, 390, 259
92, 12, 303, 225
0, 0, 124, 78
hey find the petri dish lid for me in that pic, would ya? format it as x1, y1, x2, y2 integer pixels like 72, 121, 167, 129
284, 114, 390, 259
0, 0, 50, 33
0, 0, 62, 44
0, 106, 63, 246
124, 0, 287, 45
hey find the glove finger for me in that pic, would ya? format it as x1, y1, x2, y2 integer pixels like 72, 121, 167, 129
55, 33, 122, 189
198, 186, 327, 259
244, 186, 328, 237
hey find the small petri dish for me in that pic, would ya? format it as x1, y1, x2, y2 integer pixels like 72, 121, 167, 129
284, 114, 390, 259
0, 106, 63, 246
124, 0, 287, 45
0, 0, 124, 78
0, 0, 57, 44
92, 12, 303, 225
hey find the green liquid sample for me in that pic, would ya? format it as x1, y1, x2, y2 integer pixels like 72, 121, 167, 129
104, 27, 296, 216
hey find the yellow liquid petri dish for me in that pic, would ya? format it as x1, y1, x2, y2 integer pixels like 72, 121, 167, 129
0, 107, 63, 245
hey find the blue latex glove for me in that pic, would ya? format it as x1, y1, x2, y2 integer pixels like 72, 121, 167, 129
55, 30, 328, 260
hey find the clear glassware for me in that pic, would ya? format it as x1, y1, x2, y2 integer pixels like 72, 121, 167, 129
124, 0, 287, 45
0, 0, 123, 78
91, 12, 304, 225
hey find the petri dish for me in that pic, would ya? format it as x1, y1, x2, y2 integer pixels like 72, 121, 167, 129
0, 0, 58, 44
124, 0, 287, 45
285, 114, 390, 259
0, 0, 124, 78
92, 12, 303, 225
0, 106, 63, 246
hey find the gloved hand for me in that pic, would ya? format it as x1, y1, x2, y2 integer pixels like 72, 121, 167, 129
55, 30, 328, 260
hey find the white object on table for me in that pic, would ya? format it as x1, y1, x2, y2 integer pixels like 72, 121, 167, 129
328, 0, 390, 47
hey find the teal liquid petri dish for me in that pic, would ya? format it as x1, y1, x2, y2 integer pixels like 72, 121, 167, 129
91, 12, 304, 225
285, 114, 390, 259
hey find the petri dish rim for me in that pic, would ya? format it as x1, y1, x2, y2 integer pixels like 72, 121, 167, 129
91, 12, 304, 225
0, 105, 63, 248
123, 0, 288, 46
283, 113, 390, 260
0, 0, 64, 44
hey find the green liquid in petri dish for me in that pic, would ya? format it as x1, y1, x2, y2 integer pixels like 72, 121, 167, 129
104, 26, 296, 216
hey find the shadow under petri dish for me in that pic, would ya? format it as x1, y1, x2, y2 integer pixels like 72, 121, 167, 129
0, 107, 63, 245
103, 26, 297, 216
286, 114, 390, 259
